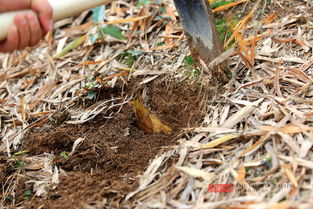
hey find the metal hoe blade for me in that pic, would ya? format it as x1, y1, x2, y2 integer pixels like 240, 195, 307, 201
173, 0, 230, 83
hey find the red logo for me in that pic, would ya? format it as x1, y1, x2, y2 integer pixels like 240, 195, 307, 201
208, 184, 234, 193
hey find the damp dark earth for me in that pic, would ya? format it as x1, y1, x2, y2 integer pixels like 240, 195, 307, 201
1, 78, 207, 208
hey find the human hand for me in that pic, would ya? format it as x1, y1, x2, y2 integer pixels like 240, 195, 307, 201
0, 0, 53, 52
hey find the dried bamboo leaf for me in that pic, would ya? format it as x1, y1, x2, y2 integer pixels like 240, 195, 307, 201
175, 166, 214, 181
201, 134, 240, 149
55, 35, 87, 58
239, 132, 271, 157
222, 99, 263, 129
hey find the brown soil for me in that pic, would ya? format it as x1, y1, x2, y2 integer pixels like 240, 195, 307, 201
1, 77, 208, 209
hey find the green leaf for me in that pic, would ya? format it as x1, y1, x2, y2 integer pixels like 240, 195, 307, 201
13, 160, 24, 168
136, 0, 150, 8
23, 190, 33, 199
85, 82, 96, 89
55, 35, 87, 58
88, 76, 95, 81
127, 50, 143, 56
184, 55, 195, 67
13, 150, 29, 156
89, 34, 99, 45
101, 25, 126, 40
60, 151, 68, 159
87, 91, 96, 100
157, 41, 165, 46
92, 6, 106, 23
192, 69, 201, 75
211, 0, 234, 9
23, 190, 32, 196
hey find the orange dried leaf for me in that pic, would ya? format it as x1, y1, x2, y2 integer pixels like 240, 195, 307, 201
8, 69, 31, 79
267, 201, 292, 209
20, 97, 26, 122
98, 72, 129, 84
238, 50, 253, 69
25, 162, 45, 171
239, 132, 271, 158
287, 67, 311, 82
201, 134, 240, 149
133, 100, 172, 134
64, 22, 92, 32
31, 117, 49, 128
242, 30, 272, 45
250, 35, 257, 65
78, 59, 109, 66
13, 51, 29, 65
272, 37, 296, 43
10, 120, 23, 127
236, 166, 246, 184
224, 2, 259, 48
105, 15, 150, 24
259, 125, 313, 134
151, 45, 173, 50
164, 21, 174, 46
304, 112, 313, 116
272, 37, 311, 48
236, 32, 249, 58
213, 0, 249, 13
261, 14, 277, 24
281, 163, 299, 188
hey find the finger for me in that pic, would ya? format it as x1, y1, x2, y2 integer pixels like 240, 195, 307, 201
27, 11, 42, 46
14, 13, 31, 49
0, 25, 19, 53
31, 0, 53, 34
0, 0, 31, 13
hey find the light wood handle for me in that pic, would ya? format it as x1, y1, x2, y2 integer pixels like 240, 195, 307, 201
0, 0, 111, 41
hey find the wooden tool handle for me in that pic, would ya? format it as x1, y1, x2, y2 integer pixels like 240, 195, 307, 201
0, 0, 110, 41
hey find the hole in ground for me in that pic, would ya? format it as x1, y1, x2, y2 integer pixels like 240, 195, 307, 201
9, 77, 212, 208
